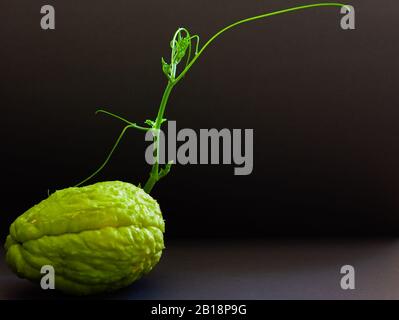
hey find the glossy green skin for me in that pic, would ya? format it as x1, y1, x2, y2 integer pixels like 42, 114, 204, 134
4, 181, 165, 295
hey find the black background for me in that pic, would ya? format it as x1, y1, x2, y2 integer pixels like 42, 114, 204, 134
1, 0, 398, 238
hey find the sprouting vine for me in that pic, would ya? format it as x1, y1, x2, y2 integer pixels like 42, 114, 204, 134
74, 2, 349, 194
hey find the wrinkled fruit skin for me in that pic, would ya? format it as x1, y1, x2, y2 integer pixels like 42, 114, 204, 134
4, 181, 165, 295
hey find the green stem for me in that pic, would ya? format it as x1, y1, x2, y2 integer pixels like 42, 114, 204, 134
143, 2, 347, 193
143, 80, 175, 193
174, 2, 347, 84
75, 2, 348, 193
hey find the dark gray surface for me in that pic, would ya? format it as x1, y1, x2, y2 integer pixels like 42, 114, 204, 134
1, 239, 399, 300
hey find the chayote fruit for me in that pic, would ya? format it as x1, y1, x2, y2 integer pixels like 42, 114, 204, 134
4, 181, 165, 295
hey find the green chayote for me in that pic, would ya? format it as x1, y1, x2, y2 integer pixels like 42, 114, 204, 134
4, 181, 165, 295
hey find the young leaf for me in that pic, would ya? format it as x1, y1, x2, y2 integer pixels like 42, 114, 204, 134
145, 119, 156, 127
161, 57, 171, 78
173, 34, 190, 64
